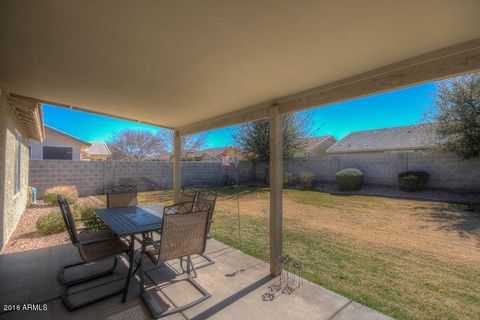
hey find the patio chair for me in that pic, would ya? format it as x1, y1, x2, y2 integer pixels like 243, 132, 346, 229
192, 190, 217, 268
106, 185, 137, 208
139, 204, 211, 318
57, 195, 130, 311
195, 190, 217, 237
179, 187, 198, 211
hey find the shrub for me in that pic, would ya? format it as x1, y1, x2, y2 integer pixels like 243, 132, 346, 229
398, 171, 429, 192
74, 202, 104, 230
43, 185, 78, 205
336, 168, 363, 191
36, 212, 66, 235
283, 172, 295, 186
299, 171, 315, 189
223, 174, 236, 186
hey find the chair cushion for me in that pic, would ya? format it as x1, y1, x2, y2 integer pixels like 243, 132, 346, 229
79, 238, 129, 262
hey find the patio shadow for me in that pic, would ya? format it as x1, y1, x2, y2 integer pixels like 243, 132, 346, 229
190, 275, 272, 320
418, 204, 480, 241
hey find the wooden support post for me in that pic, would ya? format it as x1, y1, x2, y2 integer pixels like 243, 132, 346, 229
269, 105, 283, 276
173, 130, 181, 203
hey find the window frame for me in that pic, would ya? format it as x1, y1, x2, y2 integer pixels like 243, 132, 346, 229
42, 146, 74, 160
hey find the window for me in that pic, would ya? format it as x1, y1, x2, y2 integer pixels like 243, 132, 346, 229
29, 145, 32, 158
42, 146, 73, 160
14, 132, 22, 194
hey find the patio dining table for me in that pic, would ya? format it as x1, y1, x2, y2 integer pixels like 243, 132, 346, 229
95, 204, 165, 303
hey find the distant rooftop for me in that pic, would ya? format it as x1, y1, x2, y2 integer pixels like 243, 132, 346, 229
302, 136, 336, 151
326, 124, 438, 154
85, 142, 111, 156
44, 125, 91, 146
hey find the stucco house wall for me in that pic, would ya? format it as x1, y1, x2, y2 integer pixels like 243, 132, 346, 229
0, 93, 30, 250
29, 127, 87, 160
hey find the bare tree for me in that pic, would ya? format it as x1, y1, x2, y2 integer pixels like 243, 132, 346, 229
157, 129, 208, 158
107, 129, 165, 161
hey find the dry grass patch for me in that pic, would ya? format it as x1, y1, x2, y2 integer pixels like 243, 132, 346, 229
208, 186, 480, 320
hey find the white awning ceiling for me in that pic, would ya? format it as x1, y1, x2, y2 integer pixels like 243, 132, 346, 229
1, 1, 479, 133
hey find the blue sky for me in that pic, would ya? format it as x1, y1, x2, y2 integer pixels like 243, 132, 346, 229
43, 82, 437, 147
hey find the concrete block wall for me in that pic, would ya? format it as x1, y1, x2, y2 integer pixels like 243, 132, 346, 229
30, 160, 105, 196
255, 151, 480, 192
407, 152, 480, 191
30, 160, 256, 197
110, 161, 172, 191
29, 151, 480, 197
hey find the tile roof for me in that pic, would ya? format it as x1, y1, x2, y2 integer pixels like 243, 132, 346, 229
302, 136, 335, 151
85, 142, 111, 155
144, 153, 171, 161
326, 124, 438, 154
202, 147, 229, 156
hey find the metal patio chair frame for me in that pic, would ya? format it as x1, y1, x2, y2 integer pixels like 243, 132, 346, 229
139, 203, 211, 318
179, 187, 198, 211
106, 184, 138, 208
192, 190, 217, 268
57, 195, 130, 311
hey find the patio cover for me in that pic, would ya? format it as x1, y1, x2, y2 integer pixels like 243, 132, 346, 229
1, 0, 480, 276
0, 0, 479, 134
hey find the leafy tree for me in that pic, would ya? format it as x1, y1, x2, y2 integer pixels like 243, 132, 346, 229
425, 73, 480, 159
108, 129, 165, 161
231, 112, 317, 162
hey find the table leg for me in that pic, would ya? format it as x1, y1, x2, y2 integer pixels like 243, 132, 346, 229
122, 234, 135, 303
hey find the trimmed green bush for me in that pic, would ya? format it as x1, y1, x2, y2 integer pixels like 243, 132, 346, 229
43, 185, 78, 205
75, 202, 104, 230
398, 171, 429, 192
299, 171, 315, 189
36, 212, 66, 235
283, 172, 295, 186
336, 168, 363, 191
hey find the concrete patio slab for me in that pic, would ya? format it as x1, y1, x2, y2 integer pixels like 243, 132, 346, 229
0, 239, 392, 320
333, 302, 392, 320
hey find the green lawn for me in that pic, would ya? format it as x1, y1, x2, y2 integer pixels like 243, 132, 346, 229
99, 186, 480, 320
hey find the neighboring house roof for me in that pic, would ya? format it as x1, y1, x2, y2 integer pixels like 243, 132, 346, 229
186, 150, 207, 158
203, 147, 225, 156
202, 147, 233, 157
85, 142, 111, 156
294, 136, 337, 156
45, 125, 91, 146
157, 153, 173, 161
146, 147, 240, 161
326, 124, 437, 154
302, 136, 336, 152
143, 153, 172, 161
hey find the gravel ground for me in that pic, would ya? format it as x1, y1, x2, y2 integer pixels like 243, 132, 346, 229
1, 196, 104, 254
